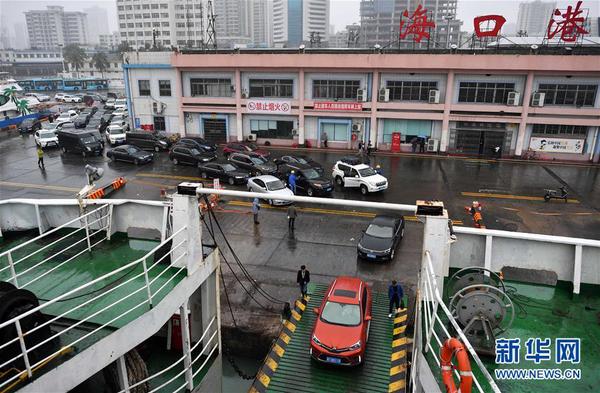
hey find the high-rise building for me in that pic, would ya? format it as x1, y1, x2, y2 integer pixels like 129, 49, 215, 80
251, 0, 273, 47
99, 32, 122, 51
273, 0, 330, 47
359, 0, 462, 49
214, 0, 252, 47
516, 1, 557, 37
84, 6, 110, 45
25, 6, 88, 50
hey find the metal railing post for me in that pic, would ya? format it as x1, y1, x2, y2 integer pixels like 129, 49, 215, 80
116, 355, 130, 393
107, 205, 114, 241
15, 320, 33, 379
83, 215, 92, 252
180, 303, 194, 391
142, 258, 153, 308
484, 235, 493, 273
573, 245, 582, 294
7, 251, 19, 288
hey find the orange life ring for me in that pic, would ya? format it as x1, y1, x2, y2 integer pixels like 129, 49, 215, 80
440, 338, 472, 393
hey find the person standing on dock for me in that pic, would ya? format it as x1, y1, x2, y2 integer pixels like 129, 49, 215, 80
37, 146, 45, 169
251, 197, 260, 225
287, 204, 297, 231
388, 280, 404, 317
297, 265, 310, 297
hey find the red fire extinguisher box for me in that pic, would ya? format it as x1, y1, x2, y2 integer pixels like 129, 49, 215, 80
391, 132, 402, 152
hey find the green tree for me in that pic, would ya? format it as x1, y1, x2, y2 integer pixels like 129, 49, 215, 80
91, 52, 110, 78
117, 41, 133, 56
63, 44, 88, 75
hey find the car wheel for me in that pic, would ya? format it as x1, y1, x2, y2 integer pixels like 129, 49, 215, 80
228, 177, 235, 186
201, 172, 208, 178
134, 159, 139, 165
173, 158, 179, 165
360, 185, 368, 195
307, 187, 314, 197
335, 176, 344, 186
154, 146, 160, 152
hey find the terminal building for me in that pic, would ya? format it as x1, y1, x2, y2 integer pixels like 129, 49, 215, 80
123, 49, 600, 162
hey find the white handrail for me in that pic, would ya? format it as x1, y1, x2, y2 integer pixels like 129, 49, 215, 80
454, 226, 600, 248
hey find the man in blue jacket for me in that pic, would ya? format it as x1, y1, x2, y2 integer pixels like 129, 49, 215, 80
388, 280, 404, 317
288, 170, 297, 194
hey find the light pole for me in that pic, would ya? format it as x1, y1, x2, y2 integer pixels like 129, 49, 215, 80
58, 43, 66, 75
444, 15, 454, 49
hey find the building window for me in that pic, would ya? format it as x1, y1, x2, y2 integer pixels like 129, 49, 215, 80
190, 78, 231, 97
458, 82, 515, 104
386, 81, 438, 101
532, 124, 587, 136
537, 84, 597, 107
159, 80, 171, 96
321, 122, 349, 141
250, 119, 294, 139
249, 79, 293, 98
138, 80, 150, 96
312, 80, 360, 100
383, 119, 432, 143
154, 116, 166, 131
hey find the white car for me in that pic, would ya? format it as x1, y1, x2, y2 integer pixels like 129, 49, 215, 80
105, 99, 116, 109
247, 175, 294, 206
54, 93, 67, 101
110, 119, 130, 131
106, 125, 127, 146
332, 160, 388, 195
55, 111, 78, 123
62, 95, 82, 103
34, 128, 59, 148
114, 98, 127, 110
25, 92, 51, 102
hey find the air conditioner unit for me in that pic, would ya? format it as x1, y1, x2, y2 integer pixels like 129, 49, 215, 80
507, 91, 520, 106
531, 92, 545, 107
427, 139, 439, 152
428, 89, 440, 104
378, 88, 390, 102
247, 133, 257, 142
352, 123, 362, 132
152, 102, 158, 113
357, 89, 367, 102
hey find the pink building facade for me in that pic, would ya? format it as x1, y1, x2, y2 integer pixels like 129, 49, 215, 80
124, 50, 600, 162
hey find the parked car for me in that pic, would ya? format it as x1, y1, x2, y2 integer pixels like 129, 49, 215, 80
113, 107, 128, 116
89, 93, 107, 103
114, 98, 127, 110
276, 162, 333, 197
198, 162, 250, 185
310, 276, 372, 366
228, 152, 277, 176
54, 93, 67, 101
74, 115, 90, 128
247, 175, 294, 205
57, 130, 103, 156
110, 119, 130, 131
25, 92, 51, 102
105, 99, 116, 109
223, 142, 270, 158
107, 145, 153, 165
87, 117, 103, 132
18, 118, 42, 133
274, 155, 324, 174
332, 161, 388, 195
176, 137, 217, 153
106, 125, 127, 146
55, 111, 78, 123
62, 95, 82, 103
126, 131, 169, 151
169, 145, 216, 166
357, 216, 405, 261
110, 113, 127, 123
34, 128, 59, 148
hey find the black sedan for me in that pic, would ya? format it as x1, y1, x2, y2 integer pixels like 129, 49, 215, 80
228, 152, 278, 176
107, 145, 153, 165
178, 137, 217, 153
275, 155, 324, 174
18, 118, 42, 133
357, 216, 405, 261
169, 146, 216, 167
277, 162, 332, 196
198, 162, 250, 185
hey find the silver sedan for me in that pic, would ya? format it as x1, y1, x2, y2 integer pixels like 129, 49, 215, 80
247, 175, 294, 206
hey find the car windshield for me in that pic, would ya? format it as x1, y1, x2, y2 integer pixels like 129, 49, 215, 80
266, 180, 286, 191
365, 223, 393, 238
127, 147, 141, 154
190, 148, 201, 155
320, 301, 361, 326
81, 136, 96, 144
297, 157, 309, 164
222, 164, 237, 172
40, 131, 55, 139
109, 128, 123, 134
250, 156, 266, 164
358, 167, 377, 177
301, 169, 320, 179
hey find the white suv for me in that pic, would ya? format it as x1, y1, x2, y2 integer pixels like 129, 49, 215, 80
332, 160, 388, 195
106, 125, 127, 146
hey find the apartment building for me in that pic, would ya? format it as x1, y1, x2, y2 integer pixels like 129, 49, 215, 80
516, 1, 557, 36
25, 6, 89, 50
273, 0, 330, 47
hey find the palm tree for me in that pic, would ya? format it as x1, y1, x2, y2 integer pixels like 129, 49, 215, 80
62, 44, 88, 77
92, 52, 110, 78
117, 41, 133, 57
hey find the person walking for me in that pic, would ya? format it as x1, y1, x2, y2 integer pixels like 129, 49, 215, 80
287, 204, 298, 231
288, 170, 297, 194
419, 138, 426, 153
322, 131, 328, 148
411, 137, 418, 153
358, 140, 364, 152
251, 197, 260, 225
296, 265, 310, 297
388, 280, 404, 317
36, 146, 45, 169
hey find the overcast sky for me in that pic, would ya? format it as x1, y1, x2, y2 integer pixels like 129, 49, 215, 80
0, 0, 597, 36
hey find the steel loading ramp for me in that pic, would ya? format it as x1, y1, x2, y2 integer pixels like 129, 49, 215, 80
250, 283, 408, 393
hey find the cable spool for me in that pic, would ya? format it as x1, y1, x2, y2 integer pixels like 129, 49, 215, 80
447, 267, 505, 297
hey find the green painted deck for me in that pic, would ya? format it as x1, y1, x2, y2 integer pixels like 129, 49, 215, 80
261, 283, 395, 393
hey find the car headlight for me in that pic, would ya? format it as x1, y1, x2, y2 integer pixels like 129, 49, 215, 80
349, 340, 361, 351
159, 140, 167, 145
312, 335, 321, 345
383, 248, 391, 254
313, 183, 323, 188
86, 147, 91, 151
235, 176, 244, 179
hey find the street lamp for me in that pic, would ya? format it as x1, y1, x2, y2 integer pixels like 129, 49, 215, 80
58, 43, 66, 74
444, 15, 454, 49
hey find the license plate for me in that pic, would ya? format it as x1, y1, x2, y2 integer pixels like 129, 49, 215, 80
367, 253, 376, 259
326, 356, 341, 364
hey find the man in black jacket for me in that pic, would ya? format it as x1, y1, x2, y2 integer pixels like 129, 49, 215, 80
296, 265, 310, 297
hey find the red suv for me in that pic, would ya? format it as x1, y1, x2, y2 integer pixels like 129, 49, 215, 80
223, 142, 270, 158
310, 276, 372, 366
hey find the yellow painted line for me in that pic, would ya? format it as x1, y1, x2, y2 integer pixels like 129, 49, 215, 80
283, 320, 296, 333
574, 212, 594, 216
303, 295, 311, 302
388, 380, 407, 392
394, 314, 407, 324
390, 363, 408, 376
273, 343, 285, 358
530, 212, 563, 216
391, 350, 407, 362
393, 326, 406, 335
248, 387, 260, 393
279, 331, 291, 345
291, 309, 301, 321
501, 207, 520, 212
265, 356, 278, 373
295, 300, 306, 311
462, 191, 579, 204
137, 172, 209, 181
130, 179, 176, 189
0, 181, 79, 193
392, 337, 407, 347
257, 370, 270, 388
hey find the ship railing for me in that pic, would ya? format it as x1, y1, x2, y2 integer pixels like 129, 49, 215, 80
411, 250, 501, 393
0, 204, 112, 290
0, 225, 189, 392
119, 316, 220, 392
